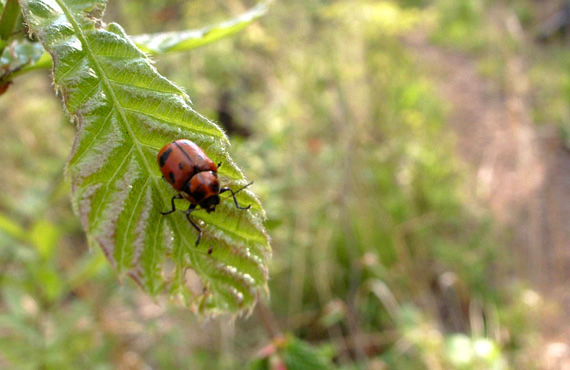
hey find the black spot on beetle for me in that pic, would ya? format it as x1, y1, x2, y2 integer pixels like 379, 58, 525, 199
178, 162, 183, 170
159, 148, 172, 167
193, 188, 206, 202
169, 172, 175, 183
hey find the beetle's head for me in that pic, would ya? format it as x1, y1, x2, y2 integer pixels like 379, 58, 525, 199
199, 194, 221, 213
184, 171, 221, 213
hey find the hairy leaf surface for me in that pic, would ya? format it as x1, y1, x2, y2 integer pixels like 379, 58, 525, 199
20, 0, 270, 314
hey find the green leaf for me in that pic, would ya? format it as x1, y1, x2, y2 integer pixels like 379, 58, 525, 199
0, 39, 47, 70
282, 337, 335, 370
248, 336, 335, 370
248, 357, 270, 370
131, 1, 269, 54
19, 0, 271, 315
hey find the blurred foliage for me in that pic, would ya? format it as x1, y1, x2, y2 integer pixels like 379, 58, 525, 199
430, 0, 489, 51
429, 0, 570, 146
0, 0, 551, 368
530, 46, 570, 143
249, 335, 335, 370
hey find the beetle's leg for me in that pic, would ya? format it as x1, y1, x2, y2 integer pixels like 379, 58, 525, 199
185, 203, 202, 246
220, 181, 253, 210
161, 194, 183, 215
217, 162, 222, 168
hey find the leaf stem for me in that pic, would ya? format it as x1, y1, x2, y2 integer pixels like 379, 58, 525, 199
256, 299, 282, 340
0, 0, 20, 43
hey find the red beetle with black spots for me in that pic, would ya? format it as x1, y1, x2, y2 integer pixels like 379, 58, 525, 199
157, 139, 252, 248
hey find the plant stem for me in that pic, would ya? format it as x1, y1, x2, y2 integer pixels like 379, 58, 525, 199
256, 299, 282, 340
0, 0, 20, 42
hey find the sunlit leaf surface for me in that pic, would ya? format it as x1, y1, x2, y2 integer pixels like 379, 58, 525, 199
20, 0, 270, 315
131, 1, 269, 54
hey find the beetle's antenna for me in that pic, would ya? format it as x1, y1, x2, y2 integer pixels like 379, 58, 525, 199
220, 181, 254, 202
234, 181, 253, 194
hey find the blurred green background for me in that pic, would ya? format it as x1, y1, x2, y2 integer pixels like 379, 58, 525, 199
1, 0, 569, 368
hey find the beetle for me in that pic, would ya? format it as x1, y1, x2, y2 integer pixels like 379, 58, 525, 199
157, 139, 252, 248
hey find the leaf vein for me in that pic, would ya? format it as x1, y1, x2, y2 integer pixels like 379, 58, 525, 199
119, 176, 150, 270
70, 109, 114, 165
90, 146, 134, 225
120, 106, 217, 137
